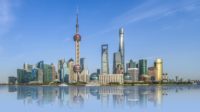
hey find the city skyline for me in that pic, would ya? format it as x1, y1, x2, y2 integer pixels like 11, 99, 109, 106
0, 0, 200, 83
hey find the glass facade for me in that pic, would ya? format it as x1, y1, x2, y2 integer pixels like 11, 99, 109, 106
101, 44, 109, 74
139, 59, 148, 76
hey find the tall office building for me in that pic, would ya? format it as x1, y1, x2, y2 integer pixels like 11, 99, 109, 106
129, 60, 136, 68
139, 59, 148, 79
128, 68, 139, 82
36, 61, 44, 83
17, 69, 32, 84
113, 52, 122, 74
97, 69, 100, 75
8, 76, 17, 85
37, 68, 43, 83
36, 61, 44, 69
101, 44, 109, 74
148, 67, 156, 81
31, 68, 38, 81
58, 59, 65, 82
119, 28, 125, 72
80, 58, 85, 71
51, 63, 57, 81
73, 13, 82, 82
68, 59, 76, 83
43, 64, 53, 83
154, 58, 163, 81
23, 63, 33, 72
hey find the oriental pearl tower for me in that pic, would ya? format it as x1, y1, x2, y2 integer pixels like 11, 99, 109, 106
73, 13, 82, 82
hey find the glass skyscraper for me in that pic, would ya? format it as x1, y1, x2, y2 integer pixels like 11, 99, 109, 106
101, 44, 109, 74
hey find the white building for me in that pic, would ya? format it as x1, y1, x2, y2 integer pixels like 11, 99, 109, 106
99, 74, 124, 85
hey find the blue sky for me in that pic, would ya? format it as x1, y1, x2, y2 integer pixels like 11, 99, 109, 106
0, 0, 200, 83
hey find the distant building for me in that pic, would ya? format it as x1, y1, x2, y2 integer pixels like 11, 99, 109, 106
129, 60, 136, 68
99, 74, 123, 85
31, 68, 38, 81
80, 58, 85, 71
113, 52, 122, 74
8, 76, 17, 85
37, 68, 43, 83
51, 63, 57, 81
124, 73, 132, 82
23, 63, 33, 72
154, 58, 163, 81
43, 64, 53, 83
97, 69, 100, 76
162, 73, 168, 82
128, 68, 139, 82
68, 59, 76, 83
90, 73, 99, 81
101, 44, 109, 74
17, 69, 32, 84
148, 67, 156, 81
36, 61, 44, 69
139, 59, 148, 80
79, 68, 89, 83
119, 28, 125, 72
58, 59, 65, 82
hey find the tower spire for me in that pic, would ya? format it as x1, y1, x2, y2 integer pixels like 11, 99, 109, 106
76, 7, 79, 33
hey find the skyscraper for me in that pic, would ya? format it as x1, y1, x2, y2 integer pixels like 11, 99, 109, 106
43, 64, 53, 84
67, 59, 75, 83
23, 63, 33, 72
113, 52, 122, 74
119, 28, 125, 72
155, 58, 163, 81
139, 59, 148, 79
58, 59, 65, 82
73, 13, 82, 82
101, 44, 109, 74
80, 58, 85, 71
51, 63, 57, 81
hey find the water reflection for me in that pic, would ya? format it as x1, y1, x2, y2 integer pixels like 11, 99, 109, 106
5, 85, 200, 109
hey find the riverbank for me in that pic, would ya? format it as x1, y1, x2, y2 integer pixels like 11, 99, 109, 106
0, 82, 194, 86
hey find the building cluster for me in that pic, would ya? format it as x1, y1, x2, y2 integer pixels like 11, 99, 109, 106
15, 58, 89, 84
9, 13, 168, 85
90, 28, 167, 85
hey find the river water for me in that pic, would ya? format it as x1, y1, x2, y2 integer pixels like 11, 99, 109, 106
0, 85, 199, 112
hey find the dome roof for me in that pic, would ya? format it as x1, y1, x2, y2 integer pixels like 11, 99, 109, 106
90, 73, 99, 81
74, 34, 81, 41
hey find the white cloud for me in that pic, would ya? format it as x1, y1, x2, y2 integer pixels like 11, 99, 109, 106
113, 0, 200, 27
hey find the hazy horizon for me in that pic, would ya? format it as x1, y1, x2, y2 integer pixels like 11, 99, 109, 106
0, 0, 200, 83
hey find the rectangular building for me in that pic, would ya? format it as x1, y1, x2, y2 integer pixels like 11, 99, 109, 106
99, 74, 123, 85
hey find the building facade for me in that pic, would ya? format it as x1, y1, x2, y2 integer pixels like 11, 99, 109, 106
155, 58, 163, 81
101, 44, 109, 74
43, 64, 53, 84
148, 67, 156, 81
8, 76, 17, 85
113, 52, 122, 74
139, 59, 148, 80
128, 68, 139, 82
119, 28, 125, 72
99, 74, 123, 85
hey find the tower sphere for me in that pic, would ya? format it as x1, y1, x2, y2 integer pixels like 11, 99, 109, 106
73, 64, 81, 72
74, 34, 81, 41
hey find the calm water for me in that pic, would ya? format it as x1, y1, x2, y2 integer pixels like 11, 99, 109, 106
0, 85, 200, 112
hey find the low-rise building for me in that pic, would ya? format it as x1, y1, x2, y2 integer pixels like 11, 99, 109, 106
99, 74, 123, 85
8, 76, 17, 85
